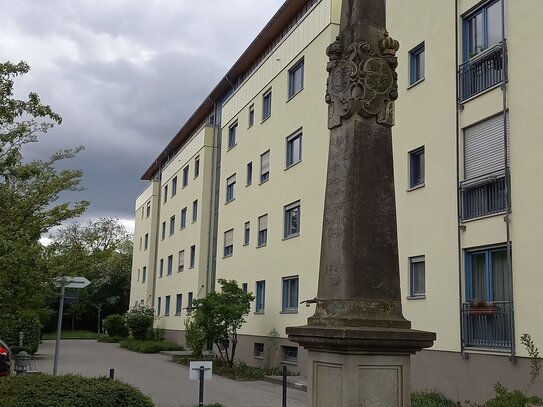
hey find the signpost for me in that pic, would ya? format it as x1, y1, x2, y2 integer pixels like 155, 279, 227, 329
52, 276, 91, 376
189, 361, 212, 407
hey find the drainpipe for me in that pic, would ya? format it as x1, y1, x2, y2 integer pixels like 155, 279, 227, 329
454, 0, 467, 361
500, 0, 515, 364
151, 153, 167, 309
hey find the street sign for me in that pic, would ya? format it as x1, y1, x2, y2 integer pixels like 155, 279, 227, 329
189, 361, 213, 380
53, 276, 91, 289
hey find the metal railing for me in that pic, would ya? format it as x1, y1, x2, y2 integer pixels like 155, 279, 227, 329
460, 171, 507, 220
459, 45, 504, 102
461, 300, 512, 349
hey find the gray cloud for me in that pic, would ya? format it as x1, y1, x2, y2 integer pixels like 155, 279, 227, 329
1, 0, 284, 221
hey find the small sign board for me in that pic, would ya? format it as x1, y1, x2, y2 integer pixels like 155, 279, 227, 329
189, 361, 213, 380
53, 276, 91, 289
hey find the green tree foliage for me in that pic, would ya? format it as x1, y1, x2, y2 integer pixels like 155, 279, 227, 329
0, 311, 41, 354
192, 279, 254, 367
103, 314, 129, 338
0, 61, 88, 317
125, 305, 155, 340
46, 218, 133, 329
184, 316, 205, 358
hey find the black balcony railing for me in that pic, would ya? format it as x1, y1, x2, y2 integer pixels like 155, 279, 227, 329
459, 45, 504, 102
460, 172, 507, 220
462, 301, 512, 350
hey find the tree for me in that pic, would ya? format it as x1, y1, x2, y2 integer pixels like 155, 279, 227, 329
46, 218, 133, 329
191, 279, 254, 367
0, 61, 88, 316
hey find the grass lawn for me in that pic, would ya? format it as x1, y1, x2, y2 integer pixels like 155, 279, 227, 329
42, 330, 99, 340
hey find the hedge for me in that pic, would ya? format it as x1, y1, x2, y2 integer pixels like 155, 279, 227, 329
0, 374, 154, 407
120, 339, 182, 353
0, 311, 41, 354
411, 390, 457, 407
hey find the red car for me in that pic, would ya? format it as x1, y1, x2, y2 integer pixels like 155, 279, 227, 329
0, 339, 12, 377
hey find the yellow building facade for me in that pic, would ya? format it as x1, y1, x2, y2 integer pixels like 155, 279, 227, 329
130, 0, 543, 400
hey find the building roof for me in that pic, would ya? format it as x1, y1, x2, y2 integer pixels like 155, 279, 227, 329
141, 0, 310, 180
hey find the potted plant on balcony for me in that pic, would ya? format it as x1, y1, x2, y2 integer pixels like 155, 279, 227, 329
468, 299, 499, 315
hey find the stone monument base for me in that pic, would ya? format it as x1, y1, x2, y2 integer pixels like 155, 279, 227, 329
287, 325, 435, 407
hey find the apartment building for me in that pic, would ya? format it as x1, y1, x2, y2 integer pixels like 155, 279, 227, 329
130, 0, 543, 400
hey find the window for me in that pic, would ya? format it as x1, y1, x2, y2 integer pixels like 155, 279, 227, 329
157, 297, 162, 316
172, 176, 177, 197
409, 147, 425, 188
167, 255, 173, 275
169, 215, 175, 235
255, 280, 265, 312
190, 245, 196, 268
282, 276, 299, 312
142, 266, 147, 283
192, 200, 198, 222
244, 222, 250, 245
139, 237, 142, 250
254, 343, 264, 358
228, 122, 237, 149
260, 151, 270, 183
284, 201, 301, 238
188, 292, 194, 312
224, 229, 234, 257
409, 43, 425, 85
161, 221, 166, 240
141, 207, 144, 219
159, 259, 164, 278
175, 294, 183, 315
165, 295, 171, 316
137, 268, 140, 282
463, 0, 502, 60
226, 174, 236, 202
262, 90, 272, 120
194, 156, 200, 178
146, 201, 151, 218
466, 247, 510, 302
163, 185, 168, 203
288, 59, 304, 98
258, 215, 268, 247
144, 233, 149, 250
286, 131, 302, 167
242, 283, 248, 293
183, 166, 189, 187
178, 250, 185, 272
181, 207, 187, 229
409, 256, 426, 297
282, 346, 298, 363
246, 162, 252, 185
461, 114, 509, 219
248, 104, 254, 127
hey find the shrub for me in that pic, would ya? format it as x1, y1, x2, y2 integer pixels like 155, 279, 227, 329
411, 390, 456, 407
125, 305, 154, 340
0, 374, 154, 407
184, 317, 205, 358
120, 339, 182, 354
473, 383, 543, 407
0, 311, 41, 354
97, 334, 123, 343
103, 314, 129, 338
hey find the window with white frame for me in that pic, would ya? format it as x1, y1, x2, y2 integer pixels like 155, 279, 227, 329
255, 280, 265, 312
463, 0, 503, 60
192, 200, 198, 222
244, 221, 250, 245
409, 147, 425, 188
178, 250, 185, 272
260, 151, 270, 183
183, 166, 189, 187
262, 90, 272, 120
288, 59, 304, 98
181, 207, 187, 229
190, 245, 196, 268
282, 276, 299, 312
409, 256, 426, 297
286, 130, 302, 167
258, 215, 268, 247
224, 229, 234, 257
284, 201, 301, 238
226, 174, 236, 202
169, 215, 175, 235
228, 122, 237, 149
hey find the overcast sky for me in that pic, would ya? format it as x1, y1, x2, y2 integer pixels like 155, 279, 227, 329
0, 0, 285, 232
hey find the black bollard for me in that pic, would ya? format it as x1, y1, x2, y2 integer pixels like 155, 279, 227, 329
109, 368, 114, 380
198, 366, 205, 407
282, 364, 287, 407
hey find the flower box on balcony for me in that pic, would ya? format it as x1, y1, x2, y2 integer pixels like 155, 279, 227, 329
468, 300, 499, 315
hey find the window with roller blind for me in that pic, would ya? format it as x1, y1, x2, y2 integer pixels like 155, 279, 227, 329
260, 151, 270, 183
224, 229, 234, 257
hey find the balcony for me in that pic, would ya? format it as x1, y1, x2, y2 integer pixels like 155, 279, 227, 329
461, 300, 512, 350
459, 45, 504, 102
460, 171, 507, 220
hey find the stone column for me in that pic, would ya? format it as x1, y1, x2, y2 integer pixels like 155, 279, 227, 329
286, 1, 435, 406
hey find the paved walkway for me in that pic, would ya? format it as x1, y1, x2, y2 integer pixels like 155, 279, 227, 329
34, 340, 307, 407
